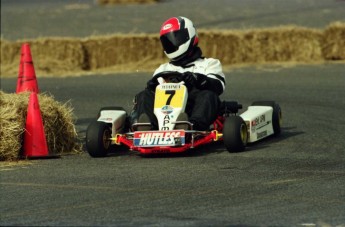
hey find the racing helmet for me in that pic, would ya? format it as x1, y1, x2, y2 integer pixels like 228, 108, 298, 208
159, 16, 199, 61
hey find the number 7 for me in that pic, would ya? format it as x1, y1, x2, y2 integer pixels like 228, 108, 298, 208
165, 90, 175, 105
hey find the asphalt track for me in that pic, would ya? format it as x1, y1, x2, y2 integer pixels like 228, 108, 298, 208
1, 64, 345, 226
1, 0, 345, 226
1, 0, 345, 40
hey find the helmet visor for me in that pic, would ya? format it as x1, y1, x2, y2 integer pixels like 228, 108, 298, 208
160, 28, 190, 54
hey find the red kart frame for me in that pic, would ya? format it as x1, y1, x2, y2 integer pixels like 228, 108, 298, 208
114, 116, 226, 154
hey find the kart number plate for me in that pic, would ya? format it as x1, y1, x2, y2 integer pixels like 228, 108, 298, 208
133, 130, 185, 147
154, 85, 186, 109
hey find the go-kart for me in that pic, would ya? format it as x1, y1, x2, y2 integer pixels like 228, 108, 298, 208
86, 72, 282, 157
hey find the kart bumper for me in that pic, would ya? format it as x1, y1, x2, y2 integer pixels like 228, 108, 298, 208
114, 130, 221, 154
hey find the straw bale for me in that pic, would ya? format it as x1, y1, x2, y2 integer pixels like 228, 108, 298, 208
1, 22, 344, 77
322, 21, 345, 60
1, 38, 86, 77
199, 27, 323, 64
0, 91, 80, 161
82, 34, 164, 70
0, 91, 27, 161
199, 30, 243, 64
38, 94, 80, 156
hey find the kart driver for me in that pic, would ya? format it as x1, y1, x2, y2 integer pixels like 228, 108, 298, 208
130, 16, 226, 131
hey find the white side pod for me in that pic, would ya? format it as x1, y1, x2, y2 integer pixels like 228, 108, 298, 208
97, 110, 127, 137
240, 106, 274, 143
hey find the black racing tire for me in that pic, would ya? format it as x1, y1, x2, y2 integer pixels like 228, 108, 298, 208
86, 121, 112, 157
223, 116, 248, 153
99, 106, 126, 112
251, 101, 282, 135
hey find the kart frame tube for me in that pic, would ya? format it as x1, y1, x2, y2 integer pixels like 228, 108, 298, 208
115, 130, 220, 154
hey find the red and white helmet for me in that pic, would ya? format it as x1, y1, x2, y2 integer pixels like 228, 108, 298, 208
159, 16, 199, 61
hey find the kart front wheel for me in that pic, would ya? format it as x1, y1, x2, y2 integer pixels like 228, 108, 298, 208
86, 121, 112, 157
223, 116, 248, 153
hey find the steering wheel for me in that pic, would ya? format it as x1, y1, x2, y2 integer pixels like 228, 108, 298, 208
151, 71, 184, 83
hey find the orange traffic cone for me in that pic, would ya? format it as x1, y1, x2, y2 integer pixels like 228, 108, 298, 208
16, 43, 39, 94
23, 92, 49, 158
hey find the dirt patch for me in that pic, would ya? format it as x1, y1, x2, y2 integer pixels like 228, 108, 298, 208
1, 22, 344, 77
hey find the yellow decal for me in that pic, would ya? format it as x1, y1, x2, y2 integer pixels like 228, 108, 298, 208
154, 85, 186, 109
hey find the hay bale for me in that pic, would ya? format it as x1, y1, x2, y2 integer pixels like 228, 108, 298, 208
0, 91, 80, 161
0, 91, 27, 161
82, 34, 164, 70
0, 39, 22, 77
243, 26, 322, 63
199, 30, 243, 64
322, 21, 345, 60
0, 38, 86, 77
199, 26, 323, 64
1, 22, 344, 77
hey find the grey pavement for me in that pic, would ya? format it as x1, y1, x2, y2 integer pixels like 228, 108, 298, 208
1, 64, 345, 226
1, 0, 345, 40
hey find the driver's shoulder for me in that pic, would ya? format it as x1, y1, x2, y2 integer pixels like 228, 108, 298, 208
199, 57, 221, 64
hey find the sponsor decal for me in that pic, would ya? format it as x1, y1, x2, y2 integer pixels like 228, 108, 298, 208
160, 115, 177, 130
161, 105, 173, 115
162, 24, 172, 30
160, 17, 180, 35
251, 114, 266, 127
161, 84, 181, 90
134, 130, 185, 147
251, 114, 270, 131
257, 130, 267, 140
163, 115, 171, 129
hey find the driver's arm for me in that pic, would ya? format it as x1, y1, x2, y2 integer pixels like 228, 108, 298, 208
194, 73, 224, 95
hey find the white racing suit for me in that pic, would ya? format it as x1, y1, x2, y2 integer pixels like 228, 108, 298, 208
131, 57, 226, 130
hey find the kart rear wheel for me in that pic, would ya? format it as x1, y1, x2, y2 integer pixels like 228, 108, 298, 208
251, 101, 282, 135
86, 121, 112, 157
223, 116, 248, 153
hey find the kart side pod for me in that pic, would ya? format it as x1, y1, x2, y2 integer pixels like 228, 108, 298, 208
240, 106, 274, 143
240, 100, 282, 143
97, 107, 127, 141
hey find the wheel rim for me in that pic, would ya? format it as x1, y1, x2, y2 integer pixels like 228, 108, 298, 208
240, 123, 248, 145
278, 109, 282, 128
102, 129, 111, 149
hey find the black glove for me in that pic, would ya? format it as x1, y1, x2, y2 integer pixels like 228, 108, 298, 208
182, 72, 198, 89
194, 73, 224, 95
146, 78, 158, 91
